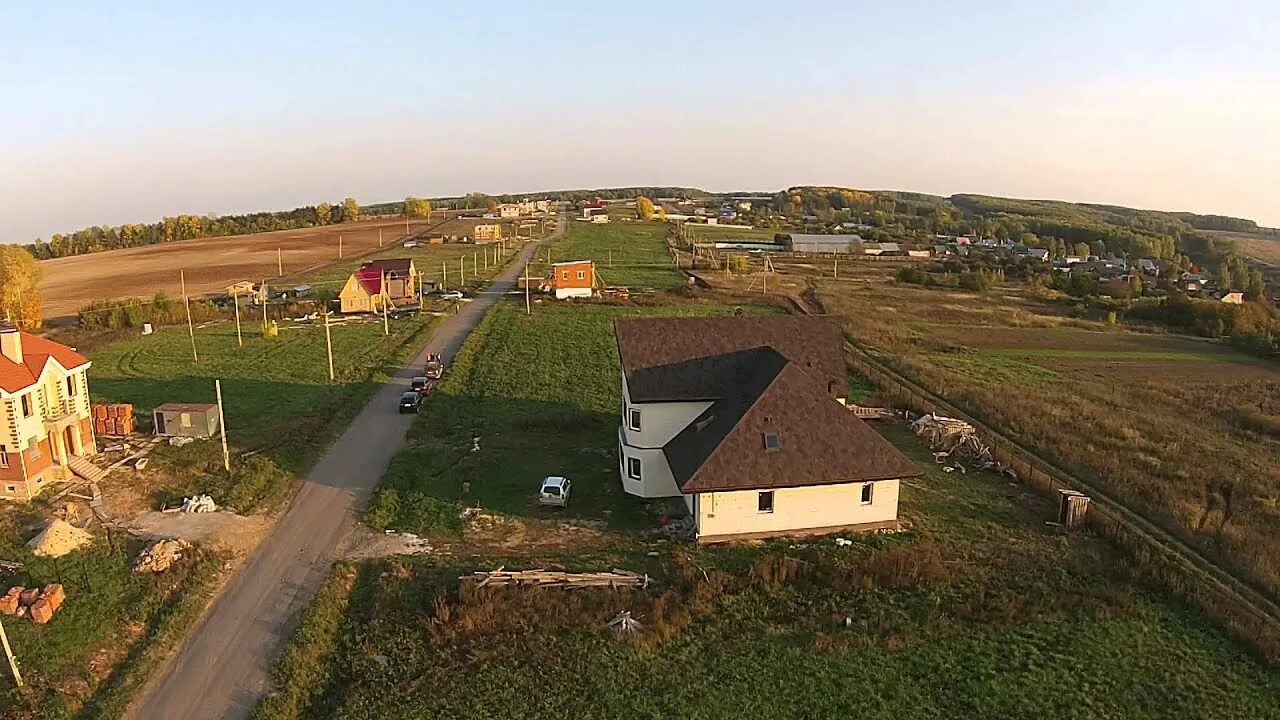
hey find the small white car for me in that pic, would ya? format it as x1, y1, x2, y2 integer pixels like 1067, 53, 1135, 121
538, 476, 571, 507
441, 290, 464, 301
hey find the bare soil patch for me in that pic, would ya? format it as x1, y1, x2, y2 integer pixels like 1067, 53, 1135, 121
129, 510, 272, 556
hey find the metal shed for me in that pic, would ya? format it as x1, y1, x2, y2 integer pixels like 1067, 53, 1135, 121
785, 234, 864, 254
153, 403, 220, 438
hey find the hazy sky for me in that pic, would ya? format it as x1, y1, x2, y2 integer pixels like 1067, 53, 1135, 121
3, 1, 1279, 242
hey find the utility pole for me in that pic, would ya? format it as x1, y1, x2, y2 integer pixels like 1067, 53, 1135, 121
277, 248, 282, 276
379, 228, 383, 247
524, 261, 531, 315
323, 310, 335, 381
609, 250, 612, 267
0, 617, 22, 688
215, 380, 230, 473
405, 218, 409, 236
233, 291, 242, 347
339, 235, 343, 259
418, 272, 424, 310
181, 270, 198, 363
261, 282, 268, 329
834, 258, 839, 279
442, 261, 448, 291
381, 291, 389, 336
460, 256, 465, 285
483, 247, 489, 271
473, 251, 478, 277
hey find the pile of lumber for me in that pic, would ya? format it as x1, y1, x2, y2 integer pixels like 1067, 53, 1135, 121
461, 567, 650, 590
92, 403, 135, 436
0, 584, 65, 624
910, 413, 1013, 476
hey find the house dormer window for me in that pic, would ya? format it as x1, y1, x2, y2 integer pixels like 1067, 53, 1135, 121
763, 432, 780, 452
66, 376, 77, 397
628, 407, 642, 432
20, 395, 31, 417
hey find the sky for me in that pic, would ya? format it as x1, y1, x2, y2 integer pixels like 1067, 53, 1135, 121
3, 1, 1279, 242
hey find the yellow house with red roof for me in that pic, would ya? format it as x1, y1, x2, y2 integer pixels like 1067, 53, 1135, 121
0, 324, 97, 501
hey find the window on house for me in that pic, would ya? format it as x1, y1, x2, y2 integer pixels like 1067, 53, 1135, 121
0, 452, 7, 468
577, 270, 585, 280
763, 432, 780, 452
758, 491, 774, 513
861, 483, 874, 505
28, 439, 40, 460
627, 457, 642, 481
20, 395, 31, 417
4, 485, 14, 494
561, 271, 569, 280
66, 376, 77, 397
180, 413, 192, 428
628, 407, 642, 432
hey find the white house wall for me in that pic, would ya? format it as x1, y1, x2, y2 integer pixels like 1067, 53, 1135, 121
616, 373, 713, 498
695, 479, 899, 539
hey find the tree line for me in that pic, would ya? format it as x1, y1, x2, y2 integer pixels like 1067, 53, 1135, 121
25, 197, 364, 260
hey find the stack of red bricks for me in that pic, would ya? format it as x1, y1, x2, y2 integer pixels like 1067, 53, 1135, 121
0, 583, 65, 624
92, 404, 135, 436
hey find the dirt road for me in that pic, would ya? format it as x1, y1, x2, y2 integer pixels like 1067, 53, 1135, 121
128, 216, 565, 720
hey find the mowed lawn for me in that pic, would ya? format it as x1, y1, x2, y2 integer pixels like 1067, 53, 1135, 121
89, 314, 437, 475
530, 220, 683, 290
367, 301, 780, 534
261, 307, 1280, 719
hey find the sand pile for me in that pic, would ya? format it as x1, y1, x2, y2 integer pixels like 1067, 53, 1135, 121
27, 520, 93, 558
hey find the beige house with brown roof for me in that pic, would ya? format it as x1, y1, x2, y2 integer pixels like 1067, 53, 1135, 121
614, 315, 921, 543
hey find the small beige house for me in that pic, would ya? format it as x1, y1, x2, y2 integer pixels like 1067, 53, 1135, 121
338, 259, 418, 313
614, 315, 921, 543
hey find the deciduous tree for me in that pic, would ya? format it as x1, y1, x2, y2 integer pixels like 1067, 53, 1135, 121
341, 197, 360, 223
0, 246, 43, 330
316, 202, 332, 225
635, 196, 655, 221
403, 196, 432, 218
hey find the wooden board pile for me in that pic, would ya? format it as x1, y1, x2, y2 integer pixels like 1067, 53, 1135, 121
910, 413, 1012, 476
462, 567, 651, 590
0, 583, 65, 624
92, 403, 135, 436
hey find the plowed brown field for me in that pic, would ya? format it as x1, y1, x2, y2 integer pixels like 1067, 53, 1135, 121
38, 217, 438, 320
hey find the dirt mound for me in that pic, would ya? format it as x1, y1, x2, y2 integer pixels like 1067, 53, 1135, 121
27, 520, 93, 558
134, 539, 192, 573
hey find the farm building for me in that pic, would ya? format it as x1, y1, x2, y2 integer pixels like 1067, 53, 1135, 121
549, 260, 596, 299
785, 234, 863, 254
613, 316, 922, 543
0, 324, 98, 501
338, 259, 419, 313
153, 403, 219, 438
224, 280, 257, 297
473, 224, 502, 242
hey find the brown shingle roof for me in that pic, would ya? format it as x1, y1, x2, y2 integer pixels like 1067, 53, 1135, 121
668, 361, 922, 492
615, 315, 846, 393
616, 316, 921, 493
361, 258, 414, 277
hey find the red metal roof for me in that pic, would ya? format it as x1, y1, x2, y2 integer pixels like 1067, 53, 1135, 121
0, 332, 91, 394
354, 266, 383, 295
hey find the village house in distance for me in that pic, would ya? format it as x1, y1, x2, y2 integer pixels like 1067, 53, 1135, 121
0, 324, 97, 501
614, 315, 922, 543
339, 258, 420, 313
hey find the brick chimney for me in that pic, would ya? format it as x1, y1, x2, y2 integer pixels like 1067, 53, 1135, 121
0, 323, 21, 364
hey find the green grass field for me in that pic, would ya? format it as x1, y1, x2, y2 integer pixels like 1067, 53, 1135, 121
366, 301, 780, 534
262, 419, 1280, 720
257, 289, 1280, 719
89, 315, 437, 483
529, 220, 683, 290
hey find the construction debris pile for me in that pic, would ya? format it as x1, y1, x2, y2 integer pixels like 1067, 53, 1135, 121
606, 610, 644, 634
462, 568, 651, 590
910, 413, 1015, 477
27, 520, 93, 558
0, 583, 66, 624
180, 495, 217, 513
92, 403, 136, 436
134, 539, 192, 574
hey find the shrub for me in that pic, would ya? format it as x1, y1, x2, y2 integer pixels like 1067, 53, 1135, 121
895, 266, 929, 285
958, 271, 992, 292
223, 455, 293, 513
365, 488, 400, 530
